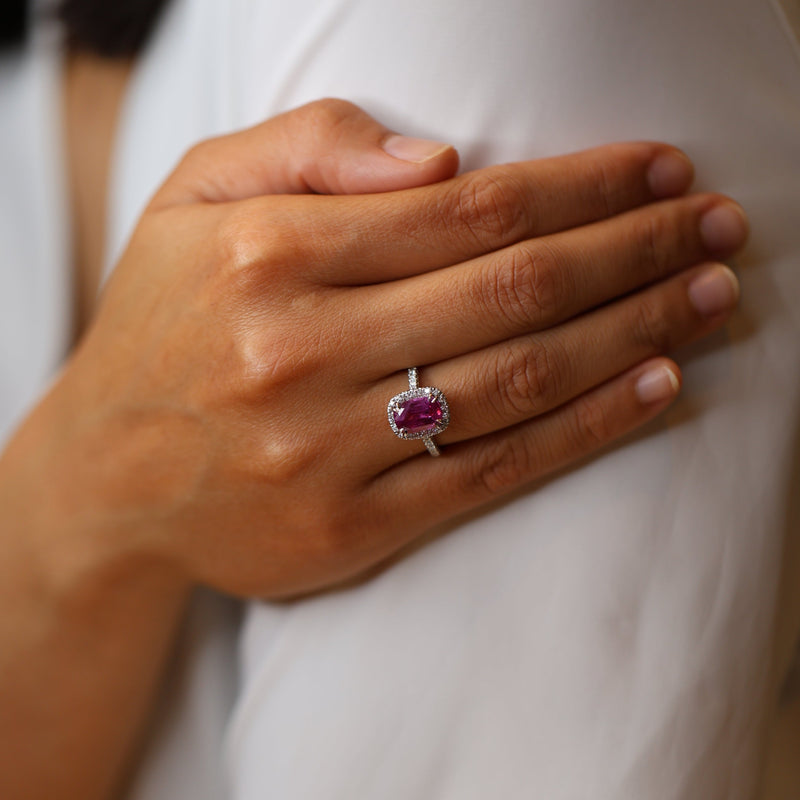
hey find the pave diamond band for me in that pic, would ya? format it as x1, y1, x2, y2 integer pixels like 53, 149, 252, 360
387, 368, 450, 457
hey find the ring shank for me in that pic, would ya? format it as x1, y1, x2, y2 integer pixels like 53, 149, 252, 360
422, 436, 441, 457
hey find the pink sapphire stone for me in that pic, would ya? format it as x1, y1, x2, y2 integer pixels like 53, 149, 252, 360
393, 395, 444, 434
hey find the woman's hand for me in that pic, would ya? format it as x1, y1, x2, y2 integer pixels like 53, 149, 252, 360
27, 99, 747, 599
0, 98, 747, 800
15, 99, 749, 603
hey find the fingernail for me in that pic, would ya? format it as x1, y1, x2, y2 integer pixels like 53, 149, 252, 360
382, 134, 452, 163
647, 149, 694, 197
700, 202, 749, 254
636, 363, 680, 404
688, 264, 740, 316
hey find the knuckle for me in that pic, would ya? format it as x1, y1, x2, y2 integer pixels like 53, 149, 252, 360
571, 395, 613, 448
585, 158, 619, 218
197, 290, 330, 410
250, 428, 324, 488
488, 243, 563, 330
632, 295, 673, 352
636, 211, 675, 278
235, 323, 329, 405
298, 97, 359, 130
491, 340, 562, 418
212, 202, 295, 286
449, 169, 531, 247
469, 436, 534, 498
292, 98, 363, 149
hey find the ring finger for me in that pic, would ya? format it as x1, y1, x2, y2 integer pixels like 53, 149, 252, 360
375, 261, 738, 464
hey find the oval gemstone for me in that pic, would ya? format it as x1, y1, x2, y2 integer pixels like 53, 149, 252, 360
393, 395, 443, 434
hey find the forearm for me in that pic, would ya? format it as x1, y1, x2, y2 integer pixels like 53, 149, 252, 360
0, 391, 190, 800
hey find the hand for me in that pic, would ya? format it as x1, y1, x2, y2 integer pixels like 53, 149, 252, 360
25, 99, 747, 599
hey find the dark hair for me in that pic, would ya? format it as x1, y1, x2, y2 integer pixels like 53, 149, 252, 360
58, 0, 171, 57
0, 0, 171, 56
0, 0, 27, 50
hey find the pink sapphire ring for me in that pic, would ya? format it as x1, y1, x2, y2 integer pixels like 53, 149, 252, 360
387, 367, 450, 456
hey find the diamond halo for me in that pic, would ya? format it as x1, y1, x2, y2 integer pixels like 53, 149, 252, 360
387, 369, 450, 456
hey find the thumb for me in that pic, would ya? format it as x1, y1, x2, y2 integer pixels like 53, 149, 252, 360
153, 98, 459, 208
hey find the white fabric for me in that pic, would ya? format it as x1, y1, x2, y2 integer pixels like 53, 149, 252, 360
0, 19, 242, 800
0, 27, 70, 448
2, 0, 800, 798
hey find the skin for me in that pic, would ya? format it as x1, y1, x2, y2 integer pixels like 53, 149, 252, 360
62, 51, 134, 336
0, 54, 748, 799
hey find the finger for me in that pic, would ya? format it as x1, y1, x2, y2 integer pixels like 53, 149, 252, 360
420, 262, 738, 446
245, 140, 694, 286
354, 193, 748, 373
376, 357, 681, 535
151, 98, 459, 207
365, 261, 735, 469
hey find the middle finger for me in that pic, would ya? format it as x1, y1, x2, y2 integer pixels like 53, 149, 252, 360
354, 192, 747, 376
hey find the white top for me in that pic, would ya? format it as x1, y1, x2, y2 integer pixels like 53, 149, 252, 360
2, 1, 800, 798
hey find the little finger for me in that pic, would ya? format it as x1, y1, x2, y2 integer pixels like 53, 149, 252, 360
374, 357, 682, 534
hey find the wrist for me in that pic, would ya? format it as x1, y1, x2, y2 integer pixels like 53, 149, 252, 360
0, 376, 194, 604
0, 379, 193, 800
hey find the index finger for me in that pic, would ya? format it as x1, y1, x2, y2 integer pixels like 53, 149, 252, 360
256, 141, 694, 285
